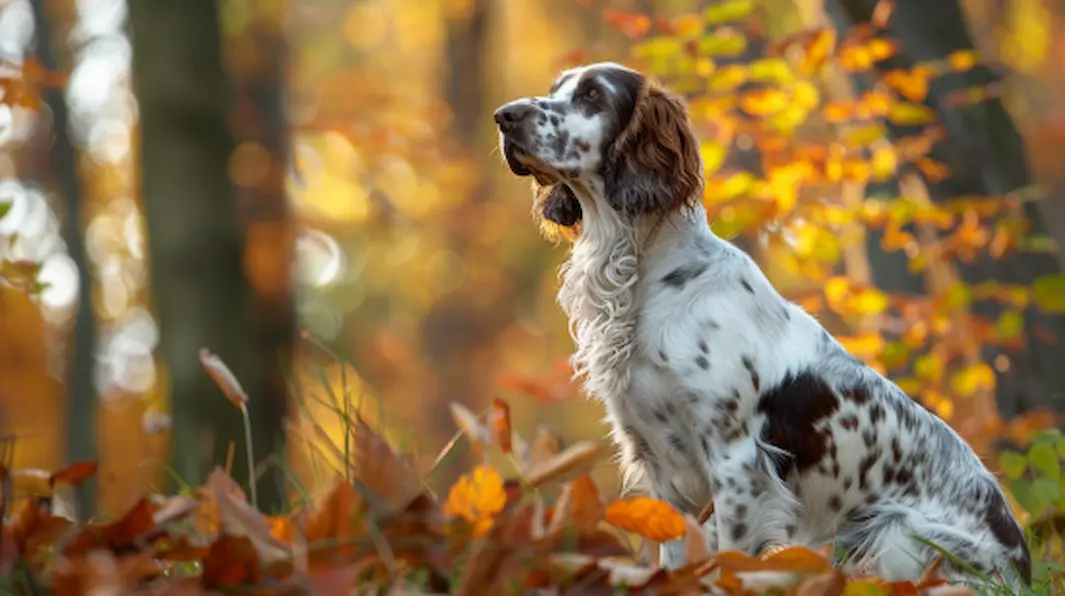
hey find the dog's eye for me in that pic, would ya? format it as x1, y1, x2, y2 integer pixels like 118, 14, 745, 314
582, 88, 601, 102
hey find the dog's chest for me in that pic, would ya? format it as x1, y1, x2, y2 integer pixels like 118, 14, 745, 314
601, 293, 763, 513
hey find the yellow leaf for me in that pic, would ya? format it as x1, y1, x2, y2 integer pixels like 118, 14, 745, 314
801, 29, 836, 74
914, 353, 945, 383
846, 123, 887, 147
739, 88, 789, 116
632, 37, 683, 60
841, 580, 892, 595
604, 497, 686, 542
706, 64, 747, 92
701, 141, 728, 175
674, 13, 704, 38
867, 38, 897, 61
707, 171, 755, 202
747, 58, 792, 85
888, 102, 935, 125
1032, 274, 1065, 314
838, 332, 885, 359
870, 146, 897, 181
950, 362, 996, 398
443, 464, 507, 535
698, 30, 748, 57
790, 80, 820, 110
703, 0, 755, 24
895, 377, 922, 395
947, 49, 978, 72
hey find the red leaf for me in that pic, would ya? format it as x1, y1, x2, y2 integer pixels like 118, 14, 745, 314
488, 398, 513, 454
603, 9, 651, 40
201, 535, 261, 589
51, 461, 98, 487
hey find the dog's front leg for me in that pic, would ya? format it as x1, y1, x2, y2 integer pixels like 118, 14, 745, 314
711, 437, 796, 554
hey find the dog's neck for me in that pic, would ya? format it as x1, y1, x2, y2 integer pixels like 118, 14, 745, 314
557, 179, 708, 401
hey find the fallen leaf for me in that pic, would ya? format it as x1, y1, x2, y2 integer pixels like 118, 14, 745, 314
448, 402, 491, 454
351, 415, 423, 516
51, 461, 98, 487
443, 464, 507, 535
488, 398, 512, 454
547, 474, 602, 534
604, 497, 686, 543
207, 468, 289, 564
525, 440, 608, 488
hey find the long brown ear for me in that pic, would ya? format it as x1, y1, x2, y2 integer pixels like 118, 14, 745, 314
532, 181, 582, 241
604, 80, 703, 217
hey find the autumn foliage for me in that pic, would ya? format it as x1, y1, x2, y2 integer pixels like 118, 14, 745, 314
0, 389, 999, 595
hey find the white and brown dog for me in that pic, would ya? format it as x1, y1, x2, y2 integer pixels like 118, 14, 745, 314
494, 62, 1030, 589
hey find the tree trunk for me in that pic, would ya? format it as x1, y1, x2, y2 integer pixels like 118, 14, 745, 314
29, 0, 97, 514
129, 0, 286, 509
832, 0, 1065, 419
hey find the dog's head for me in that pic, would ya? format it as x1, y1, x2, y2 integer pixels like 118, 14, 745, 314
494, 62, 703, 237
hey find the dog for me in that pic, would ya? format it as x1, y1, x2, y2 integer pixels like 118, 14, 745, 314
493, 62, 1031, 589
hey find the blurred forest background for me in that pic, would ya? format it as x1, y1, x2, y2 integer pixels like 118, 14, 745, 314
1, 0, 1065, 527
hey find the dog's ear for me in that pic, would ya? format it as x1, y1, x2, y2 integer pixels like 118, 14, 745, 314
604, 81, 703, 217
532, 182, 582, 241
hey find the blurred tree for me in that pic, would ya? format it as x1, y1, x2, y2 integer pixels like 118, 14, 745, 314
833, 0, 1065, 419
129, 0, 287, 509
28, 0, 97, 512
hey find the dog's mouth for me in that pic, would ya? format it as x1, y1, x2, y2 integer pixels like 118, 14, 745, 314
503, 140, 558, 186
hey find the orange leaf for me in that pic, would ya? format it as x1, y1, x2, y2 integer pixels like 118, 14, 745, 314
303, 481, 364, 562
603, 9, 651, 40
548, 474, 603, 533
604, 496, 686, 542
199, 348, 248, 407
947, 50, 978, 72
443, 464, 507, 536
51, 461, 98, 487
760, 545, 833, 573
488, 398, 512, 454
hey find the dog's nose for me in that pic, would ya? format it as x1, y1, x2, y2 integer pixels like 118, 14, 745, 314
494, 101, 531, 133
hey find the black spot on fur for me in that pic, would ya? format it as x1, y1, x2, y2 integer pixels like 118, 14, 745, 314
701, 436, 712, 459
653, 408, 668, 423
828, 495, 842, 512
781, 307, 791, 320
842, 386, 871, 405
698, 339, 709, 354
984, 492, 1032, 584
658, 349, 669, 363
891, 437, 902, 463
549, 114, 560, 126
741, 279, 754, 293
662, 262, 709, 289
742, 356, 760, 392
868, 403, 885, 425
758, 371, 840, 476
858, 450, 881, 490
731, 523, 748, 542
838, 413, 859, 431
736, 504, 747, 518
843, 477, 853, 491
666, 432, 686, 454
862, 428, 877, 449
695, 355, 710, 370
786, 524, 797, 538
706, 319, 720, 330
